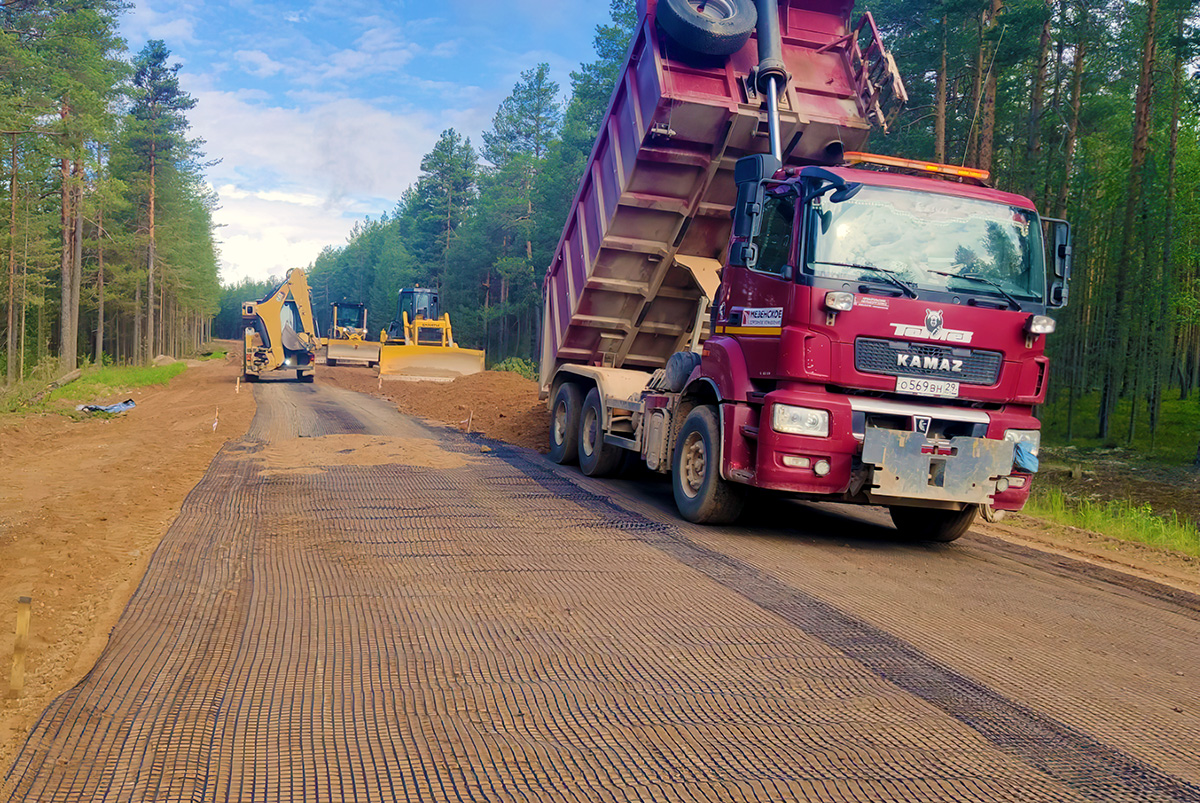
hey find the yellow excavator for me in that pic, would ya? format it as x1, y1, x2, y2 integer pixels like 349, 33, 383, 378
242, 268, 319, 382
377, 287, 484, 381
325, 301, 380, 367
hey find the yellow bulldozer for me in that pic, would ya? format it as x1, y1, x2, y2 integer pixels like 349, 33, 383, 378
325, 301, 380, 367
242, 268, 319, 382
377, 287, 484, 381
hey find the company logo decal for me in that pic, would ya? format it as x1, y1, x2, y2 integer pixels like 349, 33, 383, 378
897, 354, 964, 372
741, 307, 783, 327
890, 309, 973, 344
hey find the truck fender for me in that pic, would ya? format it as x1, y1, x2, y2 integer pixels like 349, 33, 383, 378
699, 338, 751, 402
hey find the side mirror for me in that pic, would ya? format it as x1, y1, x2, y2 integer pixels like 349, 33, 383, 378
1043, 218, 1071, 309
730, 154, 782, 269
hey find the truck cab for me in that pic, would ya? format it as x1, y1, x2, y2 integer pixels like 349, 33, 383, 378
692, 152, 1070, 534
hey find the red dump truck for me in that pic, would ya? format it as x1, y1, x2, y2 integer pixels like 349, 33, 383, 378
540, 0, 1071, 541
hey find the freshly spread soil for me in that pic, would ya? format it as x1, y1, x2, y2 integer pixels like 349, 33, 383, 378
318, 365, 549, 452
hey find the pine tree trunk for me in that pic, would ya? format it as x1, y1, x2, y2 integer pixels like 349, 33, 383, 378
1025, 7, 1052, 199
134, 279, 142, 364
1101, 0, 1159, 439
146, 140, 156, 363
978, 0, 1003, 175
6, 135, 16, 386
71, 159, 83, 363
59, 150, 76, 372
96, 203, 105, 362
935, 16, 947, 163
1055, 26, 1085, 218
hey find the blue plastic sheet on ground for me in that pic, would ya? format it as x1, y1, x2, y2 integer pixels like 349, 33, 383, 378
76, 398, 136, 414
1014, 441, 1039, 473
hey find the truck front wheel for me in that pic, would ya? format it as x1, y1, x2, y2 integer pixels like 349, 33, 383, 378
888, 505, 978, 543
549, 382, 582, 465
579, 388, 622, 477
672, 405, 744, 524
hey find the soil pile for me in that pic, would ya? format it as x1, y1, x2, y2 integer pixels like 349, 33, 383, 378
320, 367, 549, 452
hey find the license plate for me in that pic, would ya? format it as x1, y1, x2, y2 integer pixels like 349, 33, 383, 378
896, 376, 960, 398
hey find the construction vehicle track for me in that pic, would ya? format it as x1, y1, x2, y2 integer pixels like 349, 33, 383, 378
5, 382, 1199, 802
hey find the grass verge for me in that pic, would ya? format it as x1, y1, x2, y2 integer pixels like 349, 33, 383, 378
1, 363, 188, 415
1025, 486, 1200, 558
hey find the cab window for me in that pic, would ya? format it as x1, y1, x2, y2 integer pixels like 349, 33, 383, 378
752, 195, 793, 277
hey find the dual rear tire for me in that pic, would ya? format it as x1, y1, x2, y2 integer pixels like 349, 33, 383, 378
549, 385, 742, 524
548, 382, 623, 477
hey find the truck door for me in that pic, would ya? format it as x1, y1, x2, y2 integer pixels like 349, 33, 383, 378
716, 191, 794, 380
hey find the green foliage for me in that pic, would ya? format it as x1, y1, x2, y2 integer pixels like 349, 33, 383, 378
0, 361, 186, 414
2, 7, 219, 380
1026, 487, 1200, 558
1041, 389, 1200, 465
492, 357, 537, 380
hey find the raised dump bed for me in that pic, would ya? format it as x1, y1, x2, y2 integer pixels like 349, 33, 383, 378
540, 0, 901, 392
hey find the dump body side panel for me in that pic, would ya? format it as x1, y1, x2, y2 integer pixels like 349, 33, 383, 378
541, 0, 889, 394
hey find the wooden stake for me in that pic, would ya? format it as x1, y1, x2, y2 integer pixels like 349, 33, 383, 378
9, 596, 31, 698
465, 410, 473, 434
236, 376, 240, 394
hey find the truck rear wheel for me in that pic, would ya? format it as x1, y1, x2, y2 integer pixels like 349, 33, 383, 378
549, 382, 582, 465
672, 405, 744, 524
326, 357, 338, 366
889, 505, 978, 543
579, 387, 622, 477
657, 0, 757, 57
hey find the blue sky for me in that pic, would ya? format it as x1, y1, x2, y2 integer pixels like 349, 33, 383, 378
120, 0, 614, 285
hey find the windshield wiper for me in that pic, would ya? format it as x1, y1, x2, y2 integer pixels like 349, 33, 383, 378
928, 269, 1023, 311
815, 261, 918, 298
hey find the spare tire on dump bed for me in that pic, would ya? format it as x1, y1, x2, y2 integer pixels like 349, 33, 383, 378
657, 0, 757, 57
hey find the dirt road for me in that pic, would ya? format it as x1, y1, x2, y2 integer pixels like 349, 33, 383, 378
5, 378, 1200, 801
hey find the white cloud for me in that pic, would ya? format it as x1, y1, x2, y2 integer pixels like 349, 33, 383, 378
187, 84, 451, 283
124, 0, 199, 46
233, 50, 284, 78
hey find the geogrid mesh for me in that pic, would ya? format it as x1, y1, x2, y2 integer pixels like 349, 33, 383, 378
5, 382, 1199, 802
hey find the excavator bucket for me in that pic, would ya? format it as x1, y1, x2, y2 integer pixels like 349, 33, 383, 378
377, 343, 485, 382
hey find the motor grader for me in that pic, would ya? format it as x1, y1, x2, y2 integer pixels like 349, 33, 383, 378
377, 287, 484, 382
325, 301, 380, 367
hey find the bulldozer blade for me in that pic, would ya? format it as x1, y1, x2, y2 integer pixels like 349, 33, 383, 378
377, 344, 485, 382
326, 339, 381, 366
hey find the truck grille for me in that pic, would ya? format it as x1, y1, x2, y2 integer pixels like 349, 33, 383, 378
854, 337, 1002, 386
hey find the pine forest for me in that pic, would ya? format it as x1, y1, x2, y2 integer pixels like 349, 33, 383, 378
5, 0, 1200, 458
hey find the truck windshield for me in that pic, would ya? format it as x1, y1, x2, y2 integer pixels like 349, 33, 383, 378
807, 185, 1045, 304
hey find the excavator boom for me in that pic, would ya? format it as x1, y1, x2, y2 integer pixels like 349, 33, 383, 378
242, 268, 319, 382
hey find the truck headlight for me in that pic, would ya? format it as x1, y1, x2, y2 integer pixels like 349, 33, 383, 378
772, 404, 829, 437
1004, 429, 1040, 456
824, 291, 854, 312
1026, 315, 1056, 334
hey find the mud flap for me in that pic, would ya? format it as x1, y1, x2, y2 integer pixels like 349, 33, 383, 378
862, 429, 1014, 505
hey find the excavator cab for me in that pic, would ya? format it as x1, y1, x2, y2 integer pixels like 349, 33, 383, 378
377, 287, 484, 381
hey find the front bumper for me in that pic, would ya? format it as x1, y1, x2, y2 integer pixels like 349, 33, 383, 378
746, 388, 1037, 509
